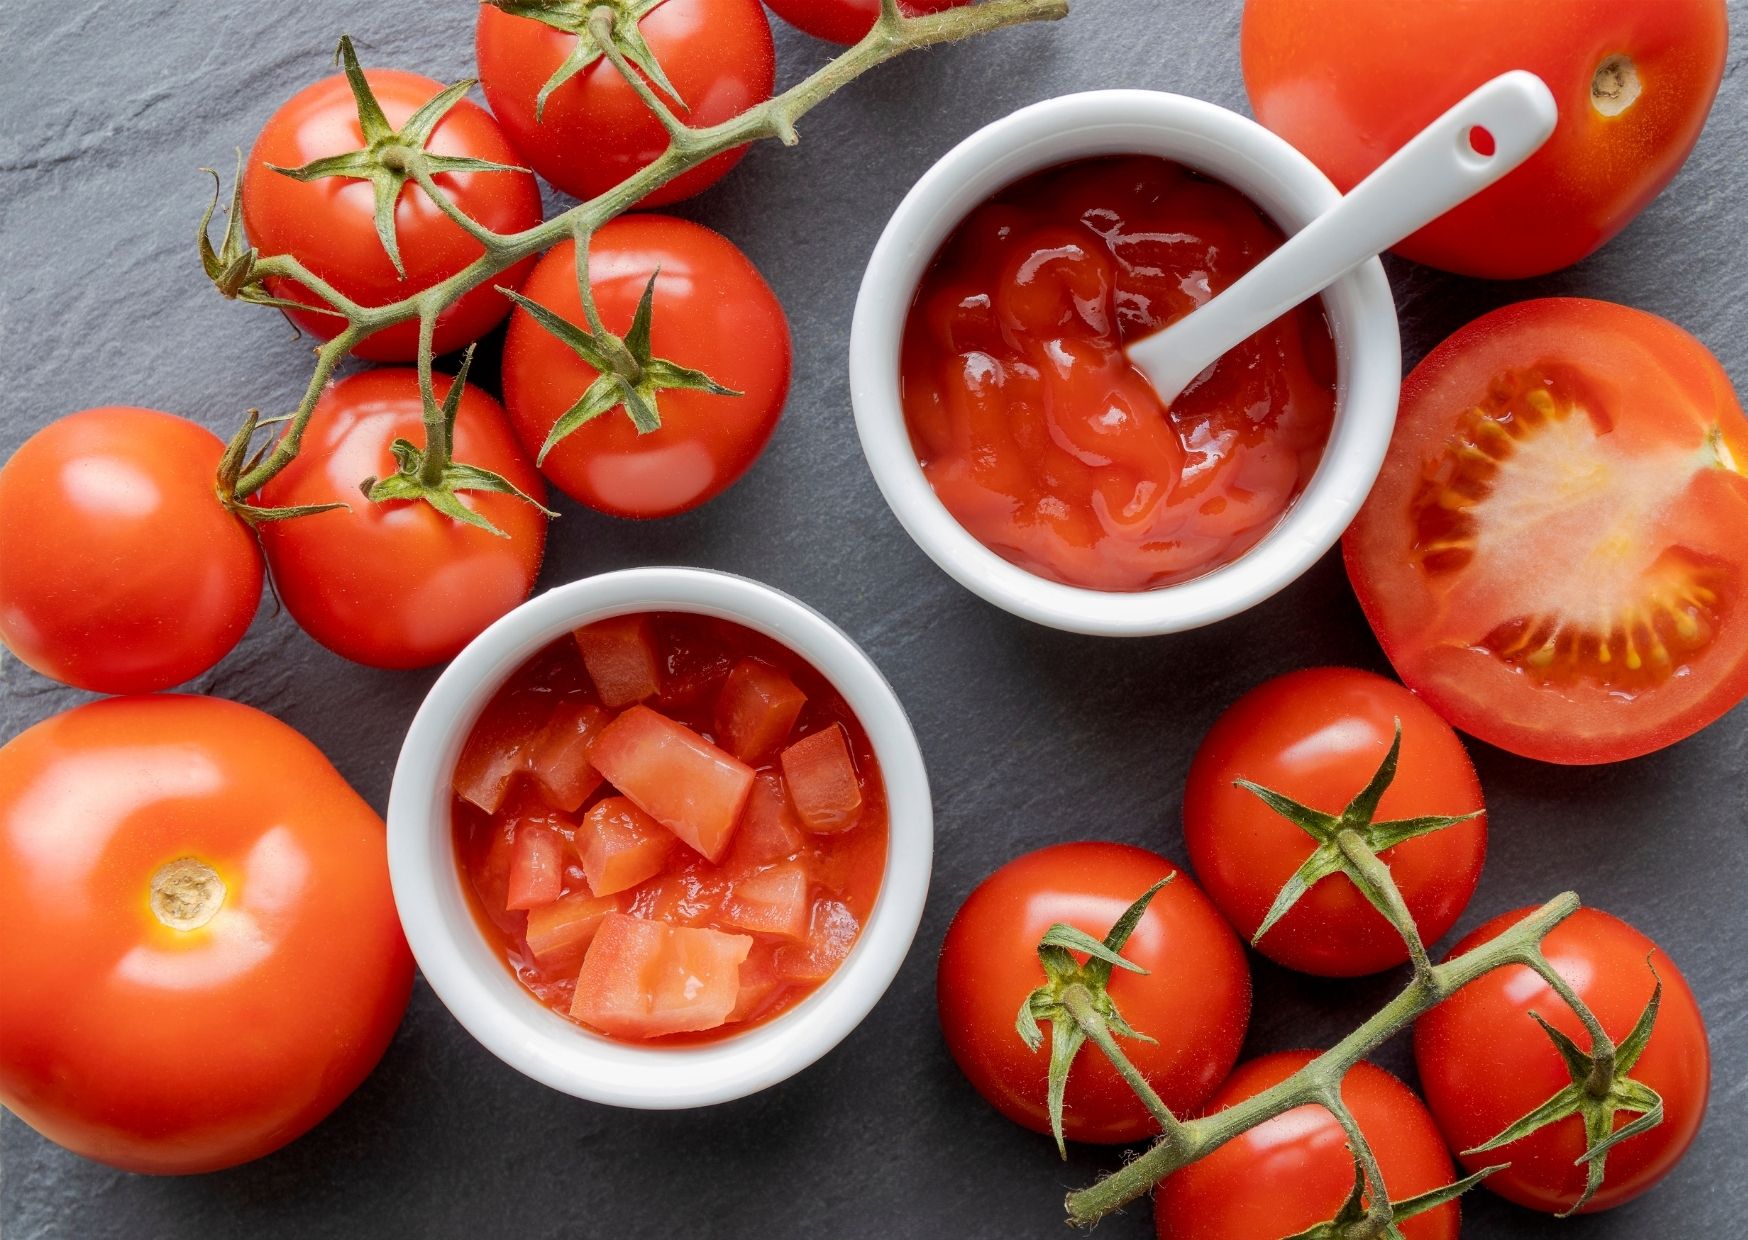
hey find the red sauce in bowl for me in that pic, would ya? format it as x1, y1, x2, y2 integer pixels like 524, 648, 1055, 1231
900, 155, 1339, 592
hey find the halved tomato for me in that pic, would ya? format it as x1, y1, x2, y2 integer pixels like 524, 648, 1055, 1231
1345, 299, 1748, 764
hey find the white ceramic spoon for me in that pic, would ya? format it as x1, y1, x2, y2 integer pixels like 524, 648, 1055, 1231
1126, 70, 1559, 405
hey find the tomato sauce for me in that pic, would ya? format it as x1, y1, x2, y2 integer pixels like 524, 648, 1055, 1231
452, 613, 888, 1044
900, 156, 1338, 592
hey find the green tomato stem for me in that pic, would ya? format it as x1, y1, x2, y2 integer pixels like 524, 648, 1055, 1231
1059, 983, 1189, 1145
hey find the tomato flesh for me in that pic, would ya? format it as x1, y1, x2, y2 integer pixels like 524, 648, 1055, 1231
901, 156, 1336, 591
572, 914, 754, 1039
574, 614, 663, 708
718, 860, 810, 940
780, 724, 864, 833
724, 773, 807, 872
506, 824, 567, 911
526, 701, 610, 811
589, 706, 756, 863
525, 891, 622, 975
715, 657, 807, 762
579, 797, 677, 896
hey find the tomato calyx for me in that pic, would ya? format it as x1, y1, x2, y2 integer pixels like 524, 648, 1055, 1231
501, 264, 739, 459
199, 152, 336, 317
1464, 965, 1667, 1215
265, 36, 528, 278
484, 0, 686, 122
1237, 721, 1481, 976
1282, 1160, 1501, 1240
216, 408, 350, 527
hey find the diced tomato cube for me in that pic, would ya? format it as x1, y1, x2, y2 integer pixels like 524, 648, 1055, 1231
574, 614, 663, 709
506, 824, 566, 911
774, 898, 860, 983
728, 943, 785, 1024
719, 861, 810, 940
780, 725, 864, 833
524, 890, 621, 975
571, 914, 753, 1038
588, 706, 756, 862
527, 701, 611, 811
714, 658, 807, 763
656, 622, 737, 711
452, 689, 547, 813
579, 797, 676, 896
724, 773, 806, 873
466, 815, 523, 930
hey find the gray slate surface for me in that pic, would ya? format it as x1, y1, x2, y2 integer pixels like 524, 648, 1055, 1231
2, 1, 1745, 1236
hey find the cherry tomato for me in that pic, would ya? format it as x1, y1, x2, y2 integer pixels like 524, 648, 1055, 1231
243, 66, 542, 361
0, 408, 262, 694
0, 695, 413, 1174
1344, 298, 1748, 764
1154, 1053, 1460, 1240
476, 0, 775, 206
501, 215, 792, 518
1184, 668, 1486, 977
763, 0, 967, 44
1414, 907, 1709, 1214
256, 369, 548, 670
1241, 0, 1728, 277
937, 842, 1250, 1144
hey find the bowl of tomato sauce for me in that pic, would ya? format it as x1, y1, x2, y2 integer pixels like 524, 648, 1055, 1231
851, 90, 1401, 634
387, 567, 931, 1108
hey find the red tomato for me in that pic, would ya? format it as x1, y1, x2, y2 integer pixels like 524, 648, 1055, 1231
1344, 299, 1748, 764
1154, 1053, 1461, 1240
0, 408, 262, 694
243, 66, 542, 360
1414, 907, 1709, 1213
257, 369, 548, 670
763, 0, 967, 44
502, 216, 792, 518
1241, 0, 1728, 277
476, 0, 775, 206
1184, 668, 1487, 977
901, 156, 1336, 591
0, 696, 412, 1174
937, 842, 1250, 1144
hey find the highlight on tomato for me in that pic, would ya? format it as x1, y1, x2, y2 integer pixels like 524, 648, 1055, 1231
1241, 0, 1729, 277
763, 0, 968, 44
241, 36, 543, 361
500, 214, 792, 519
0, 407, 263, 694
1153, 1053, 1465, 1240
1183, 668, 1487, 976
1344, 298, 1748, 765
1414, 907, 1710, 1215
256, 366, 549, 670
0, 695, 413, 1175
936, 842, 1250, 1147
476, 0, 775, 206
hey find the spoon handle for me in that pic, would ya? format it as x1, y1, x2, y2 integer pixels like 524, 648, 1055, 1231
1128, 70, 1558, 403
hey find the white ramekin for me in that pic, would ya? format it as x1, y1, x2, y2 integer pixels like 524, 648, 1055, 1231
850, 89, 1401, 636
387, 567, 932, 1108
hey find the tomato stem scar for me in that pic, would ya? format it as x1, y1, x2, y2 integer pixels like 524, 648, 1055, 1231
1591, 54, 1641, 118
149, 857, 226, 932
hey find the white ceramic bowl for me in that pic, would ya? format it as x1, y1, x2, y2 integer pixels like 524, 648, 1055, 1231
387, 567, 932, 1108
850, 89, 1401, 636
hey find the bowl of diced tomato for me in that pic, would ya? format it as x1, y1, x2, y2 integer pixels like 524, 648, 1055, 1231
387, 567, 932, 1108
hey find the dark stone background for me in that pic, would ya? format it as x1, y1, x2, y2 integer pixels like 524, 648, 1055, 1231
2, 1, 1743, 1236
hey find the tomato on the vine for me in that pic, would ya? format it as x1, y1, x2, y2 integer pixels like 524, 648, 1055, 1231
1184, 668, 1487, 977
1154, 1053, 1461, 1240
243, 59, 543, 361
476, 0, 775, 206
1344, 299, 1748, 765
0, 407, 262, 694
763, 0, 967, 45
256, 369, 548, 670
0, 695, 413, 1175
1241, 0, 1729, 277
1414, 907, 1709, 1214
937, 842, 1249, 1145
501, 215, 792, 519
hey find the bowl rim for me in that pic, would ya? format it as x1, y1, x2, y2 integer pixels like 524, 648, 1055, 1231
386, 566, 933, 1109
849, 87, 1402, 636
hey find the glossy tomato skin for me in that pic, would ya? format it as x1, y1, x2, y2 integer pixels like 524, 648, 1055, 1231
243, 68, 542, 361
1155, 1053, 1460, 1240
1344, 299, 1748, 765
1242, 0, 1728, 277
763, 0, 966, 44
937, 842, 1250, 1144
257, 369, 548, 670
502, 216, 792, 518
1184, 668, 1486, 977
0, 408, 262, 694
1414, 907, 1709, 1213
477, 0, 774, 206
0, 696, 413, 1174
